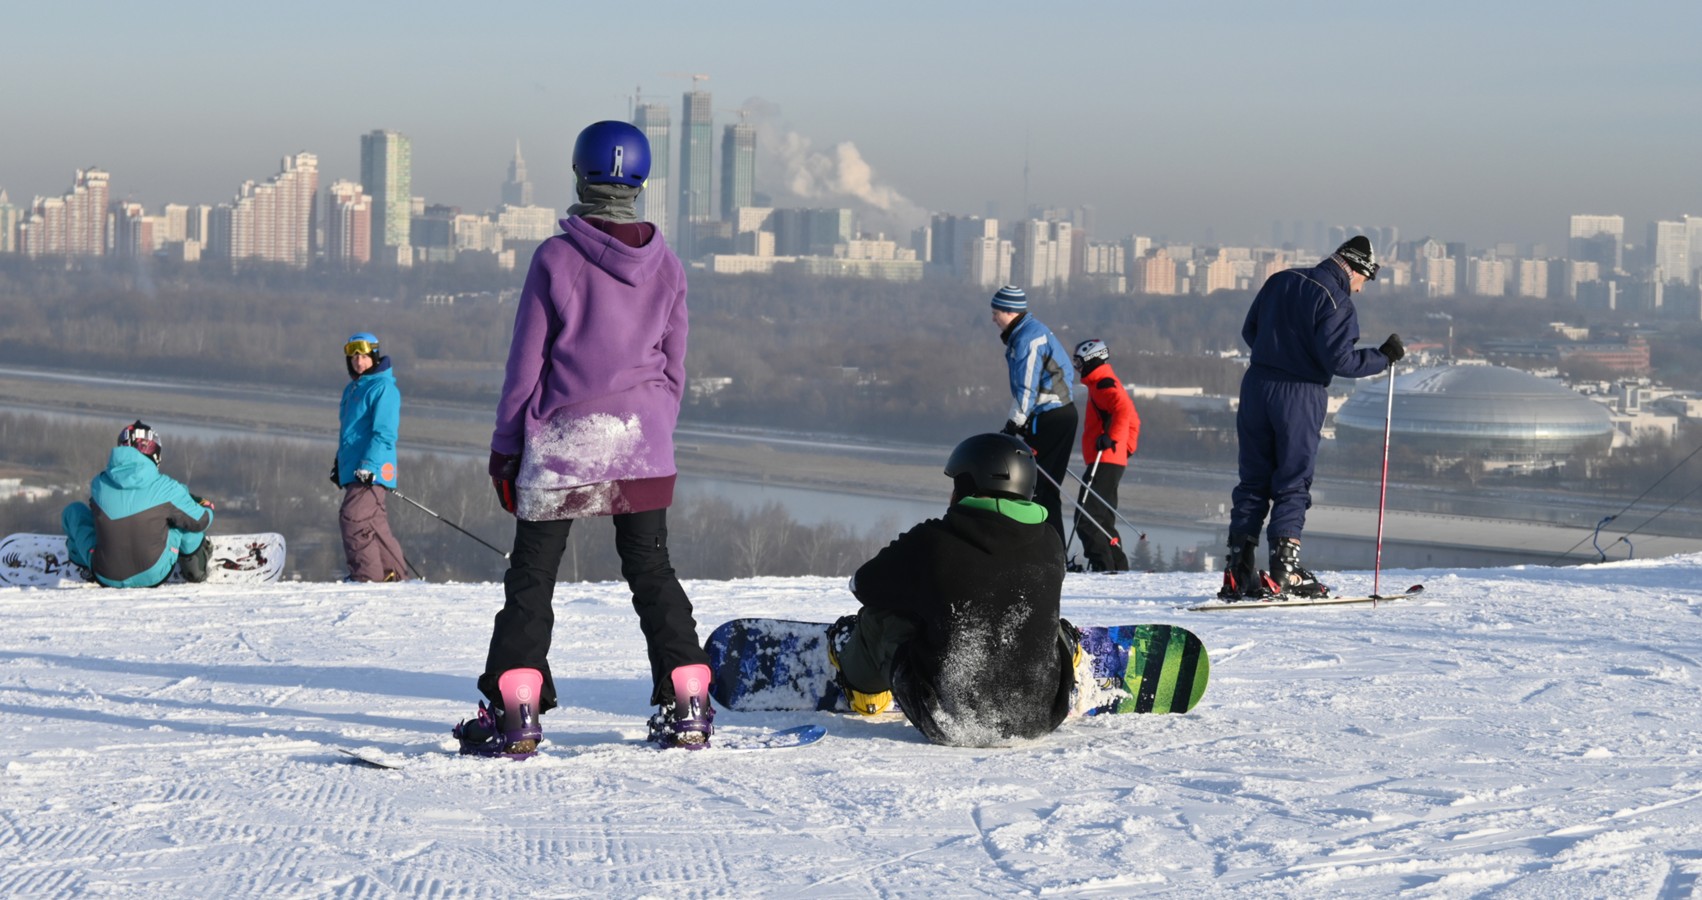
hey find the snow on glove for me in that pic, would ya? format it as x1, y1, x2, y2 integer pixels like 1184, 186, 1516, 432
489, 451, 521, 515
1379, 333, 1405, 363
354, 469, 376, 485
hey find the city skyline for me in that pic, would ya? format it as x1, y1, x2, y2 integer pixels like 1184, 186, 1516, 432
5, 2, 1700, 248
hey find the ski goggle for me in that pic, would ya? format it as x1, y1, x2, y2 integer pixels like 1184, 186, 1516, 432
120, 426, 161, 460
344, 339, 378, 357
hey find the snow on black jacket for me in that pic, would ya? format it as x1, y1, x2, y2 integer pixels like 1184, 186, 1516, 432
851, 498, 1071, 746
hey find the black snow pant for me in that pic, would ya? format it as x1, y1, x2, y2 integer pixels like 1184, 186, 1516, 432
479, 509, 708, 714
1025, 404, 1079, 547
1074, 462, 1128, 572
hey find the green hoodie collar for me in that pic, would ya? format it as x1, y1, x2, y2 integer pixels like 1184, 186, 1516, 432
958, 495, 1048, 524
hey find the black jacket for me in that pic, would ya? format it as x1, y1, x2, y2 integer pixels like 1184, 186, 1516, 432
852, 499, 1071, 746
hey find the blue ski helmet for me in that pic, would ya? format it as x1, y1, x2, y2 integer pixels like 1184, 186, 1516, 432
344, 332, 379, 357
572, 121, 650, 188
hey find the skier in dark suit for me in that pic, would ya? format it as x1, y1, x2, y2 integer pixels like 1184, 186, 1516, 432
1220, 236, 1404, 599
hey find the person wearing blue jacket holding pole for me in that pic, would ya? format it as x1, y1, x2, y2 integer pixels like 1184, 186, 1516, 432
332, 331, 407, 582
62, 420, 215, 588
1219, 236, 1404, 600
990, 285, 1077, 546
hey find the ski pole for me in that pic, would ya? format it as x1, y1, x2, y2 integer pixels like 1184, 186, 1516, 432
1034, 463, 1116, 544
1063, 468, 1147, 539
1372, 366, 1396, 599
391, 489, 510, 559
1063, 449, 1105, 558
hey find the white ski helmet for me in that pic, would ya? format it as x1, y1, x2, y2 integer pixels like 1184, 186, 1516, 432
1073, 338, 1110, 367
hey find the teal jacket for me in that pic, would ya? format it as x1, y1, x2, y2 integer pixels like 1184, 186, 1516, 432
88, 445, 213, 587
337, 357, 401, 488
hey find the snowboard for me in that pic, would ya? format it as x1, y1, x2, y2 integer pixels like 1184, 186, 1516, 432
703, 618, 1209, 717
0, 532, 287, 587
1187, 584, 1425, 612
339, 724, 827, 769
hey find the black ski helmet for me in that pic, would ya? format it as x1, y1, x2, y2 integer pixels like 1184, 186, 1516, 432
117, 420, 162, 464
944, 432, 1037, 501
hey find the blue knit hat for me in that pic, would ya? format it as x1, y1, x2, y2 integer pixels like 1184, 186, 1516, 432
990, 285, 1027, 312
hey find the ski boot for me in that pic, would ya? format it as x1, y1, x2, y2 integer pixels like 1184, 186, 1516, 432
453, 667, 545, 759
826, 615, 893, 716
647, 664, 715, 750
1217, 533, 1260, 600
1264, 537, 1330, 599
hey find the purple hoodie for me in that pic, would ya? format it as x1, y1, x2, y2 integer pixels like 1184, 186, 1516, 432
492, 216, 687, 518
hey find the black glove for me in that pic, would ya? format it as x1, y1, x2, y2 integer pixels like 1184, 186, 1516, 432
1379, 333, 1405, 363
490, 451, 521, 514
328, 460, 341, 486
1001, 420, 1024, 437
190, 494, 215, 510
354, 469, 376, 485
1095, 434, 1115, 453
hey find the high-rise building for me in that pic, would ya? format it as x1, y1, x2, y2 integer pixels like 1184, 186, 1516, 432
1569, 214, 1624, 273
0, 190, 18, 253
928, 213, 1000, 281
209, 153, 319, 267
112, 202, 153, 258
633, 103, 672, 244
501, 140, 534, 208
1648, 220, 1691, 285
720, 120, 755, 222
677, 90, 713, 258
1133, 248, 1177, 295
361, 129, 413, 266
1011, 219, 1072, 291
1516, 259, 1549, 298
19, 167, 109, 257
324, 180, 372, 267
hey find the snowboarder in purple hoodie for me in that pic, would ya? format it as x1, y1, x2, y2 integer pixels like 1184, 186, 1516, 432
454, 121, 713, 757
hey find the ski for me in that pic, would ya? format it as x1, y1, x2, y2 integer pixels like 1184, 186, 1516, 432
1185, 584, 1424, 612
339, 723, 826, 769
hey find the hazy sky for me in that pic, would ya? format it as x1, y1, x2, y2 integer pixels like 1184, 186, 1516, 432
6, 1, 1699, 249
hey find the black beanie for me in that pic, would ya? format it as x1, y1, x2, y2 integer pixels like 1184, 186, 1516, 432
1335, 235, 1379, 279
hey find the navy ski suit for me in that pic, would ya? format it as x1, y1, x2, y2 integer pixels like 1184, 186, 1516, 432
1230, 259, 1391, 543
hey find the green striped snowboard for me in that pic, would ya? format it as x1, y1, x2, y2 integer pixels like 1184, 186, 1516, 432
703, 618, 1207, 717
1072, 623, 1210, 716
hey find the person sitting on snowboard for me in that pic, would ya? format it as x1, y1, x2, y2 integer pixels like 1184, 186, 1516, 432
61, 420, 215, 588
828, 432, 1078, 748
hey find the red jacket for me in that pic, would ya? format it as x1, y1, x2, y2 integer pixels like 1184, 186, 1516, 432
1078, 361, 1140, 467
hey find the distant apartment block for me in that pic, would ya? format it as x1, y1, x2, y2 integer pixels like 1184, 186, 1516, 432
361, 129, 413, 266
495, 205, 557, 245
1468, 256, 1508, 296
720, 121, 755, 222
1648, 219, 1691, 285
1516, 258, 1549, 298
0, 190, 19, 253
677, 90, 713, 258
324, 180, 371, 266
1011, 219, 1072, 292
208, 153, 319, 268
19, 167, 109, 257
1569, 213, 1624, 273
633, 103, 672, 244
111, 201, 152, 258
1133, 248, 1177, 295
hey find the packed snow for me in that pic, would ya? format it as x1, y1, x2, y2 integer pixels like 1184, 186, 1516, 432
4, 554, 1702, 897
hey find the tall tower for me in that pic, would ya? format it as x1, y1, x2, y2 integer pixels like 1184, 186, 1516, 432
501, 140, 534, 207
677, 89, 713, 258
720, 119, 755, 222
360, 129, 413, 266
633, 102, 672, 244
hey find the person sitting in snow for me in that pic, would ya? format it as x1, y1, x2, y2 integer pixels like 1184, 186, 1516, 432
828, 432, 1079, 747
61, 420, 215, 588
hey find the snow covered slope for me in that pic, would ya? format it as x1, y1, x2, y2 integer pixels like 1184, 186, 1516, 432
3, 557, 1701, 896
